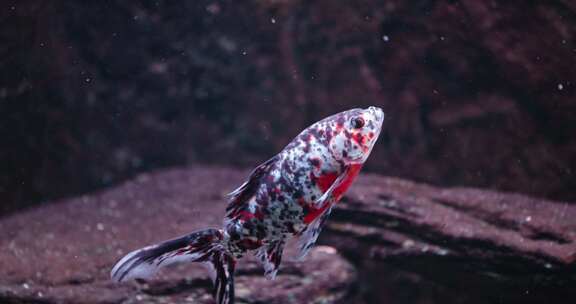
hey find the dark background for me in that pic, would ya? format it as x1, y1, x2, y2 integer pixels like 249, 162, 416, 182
1, 0, 575, 216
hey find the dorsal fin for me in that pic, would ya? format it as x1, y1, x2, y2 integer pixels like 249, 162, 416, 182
226, 156, 278, 218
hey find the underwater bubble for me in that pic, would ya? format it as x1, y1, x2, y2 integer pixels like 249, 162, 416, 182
402, 239, 415, 248
206, 3, 220, 14
437, 249, 449, 256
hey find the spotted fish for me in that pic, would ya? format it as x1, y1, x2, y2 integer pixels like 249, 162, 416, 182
111, 106, 385, 304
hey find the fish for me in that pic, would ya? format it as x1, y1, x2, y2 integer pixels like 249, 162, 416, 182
110, 106, 385, 304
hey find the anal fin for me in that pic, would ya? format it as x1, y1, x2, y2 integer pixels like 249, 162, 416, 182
254, 240, 284, 280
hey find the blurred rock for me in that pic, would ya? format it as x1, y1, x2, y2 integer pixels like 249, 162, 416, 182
0, 167, 357, 304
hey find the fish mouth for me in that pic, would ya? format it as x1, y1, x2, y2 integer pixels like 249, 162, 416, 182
367, 106, 385, 150
367, 106, 385, 125
367, 106, 385, 138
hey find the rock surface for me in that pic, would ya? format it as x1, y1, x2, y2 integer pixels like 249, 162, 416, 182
0, 167, 357, 304
1, 166, 575, 304
324, 175, 576, 303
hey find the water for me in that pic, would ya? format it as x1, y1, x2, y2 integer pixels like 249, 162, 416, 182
1, 1, 575, 304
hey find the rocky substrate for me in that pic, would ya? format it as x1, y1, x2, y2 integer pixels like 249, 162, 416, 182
0, 167, 357, 304
324, 175, 576, 303
1, 166, 575, 303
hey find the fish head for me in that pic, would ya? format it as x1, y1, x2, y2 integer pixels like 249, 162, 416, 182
326, 106, 384, 165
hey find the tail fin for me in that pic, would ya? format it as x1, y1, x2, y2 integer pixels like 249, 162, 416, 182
111, 228, 236, 304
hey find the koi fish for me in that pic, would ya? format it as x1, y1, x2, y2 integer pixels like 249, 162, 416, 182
111, 106, 385, 304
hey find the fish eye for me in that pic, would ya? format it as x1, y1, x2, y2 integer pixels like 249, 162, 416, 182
351, 117, 365, 129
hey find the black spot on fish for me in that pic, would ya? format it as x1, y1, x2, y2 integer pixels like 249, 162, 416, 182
293, 190, 304, 199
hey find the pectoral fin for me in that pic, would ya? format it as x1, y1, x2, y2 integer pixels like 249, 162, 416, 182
296, 166, 350, 260
311, 165, 351, 209
295, 206, 333, 261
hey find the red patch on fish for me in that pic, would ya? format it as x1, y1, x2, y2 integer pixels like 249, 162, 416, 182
316, 172, 338, 192
304, 204, 330, 224
332, 163, 362, 199
304, 163, 363, 223
239, 210, 263, 221
352, 133, 365, 145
